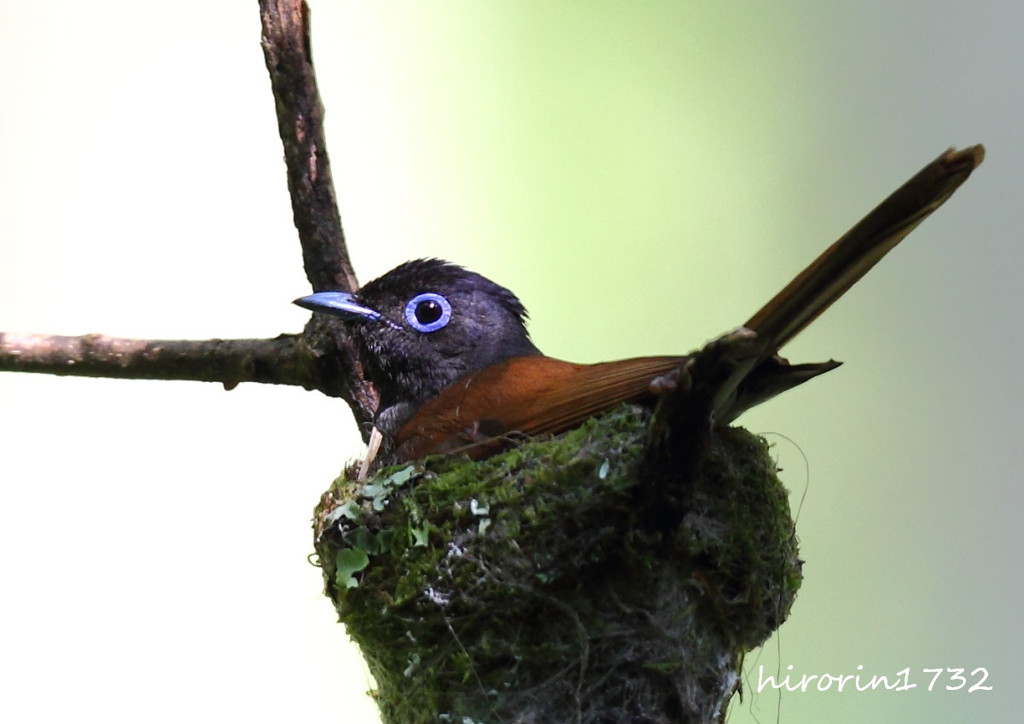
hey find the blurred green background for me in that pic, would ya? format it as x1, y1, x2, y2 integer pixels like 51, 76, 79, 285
0, 2, 1018, 722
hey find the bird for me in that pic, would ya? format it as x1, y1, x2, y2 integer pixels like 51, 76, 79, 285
296, 146, 983, 469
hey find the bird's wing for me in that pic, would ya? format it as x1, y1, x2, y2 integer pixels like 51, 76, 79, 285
395, 355, 687, 460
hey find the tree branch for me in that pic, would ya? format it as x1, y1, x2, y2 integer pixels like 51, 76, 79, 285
0, 332, 314, 389
0, 1, 379, 433
259, 0, 356, 294
258, 0, 378, 431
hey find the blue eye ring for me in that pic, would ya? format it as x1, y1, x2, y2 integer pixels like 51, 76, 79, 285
403, 292, 452, 333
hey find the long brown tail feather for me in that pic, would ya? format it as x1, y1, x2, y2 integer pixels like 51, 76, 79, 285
710, 145, 983, 423
745, 145, 984, 351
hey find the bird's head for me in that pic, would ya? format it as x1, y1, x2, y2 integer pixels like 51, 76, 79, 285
295, 259, 541, 432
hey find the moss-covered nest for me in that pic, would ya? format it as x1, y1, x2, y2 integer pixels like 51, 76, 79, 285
313, 405, 801, 724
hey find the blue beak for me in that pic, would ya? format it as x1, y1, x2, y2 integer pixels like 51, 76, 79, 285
293, 291, 383, 322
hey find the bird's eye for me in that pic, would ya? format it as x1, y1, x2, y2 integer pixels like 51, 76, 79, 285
403, 292, 452, 333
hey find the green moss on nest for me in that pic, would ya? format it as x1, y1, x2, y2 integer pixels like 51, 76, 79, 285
313, 405, 801, 724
